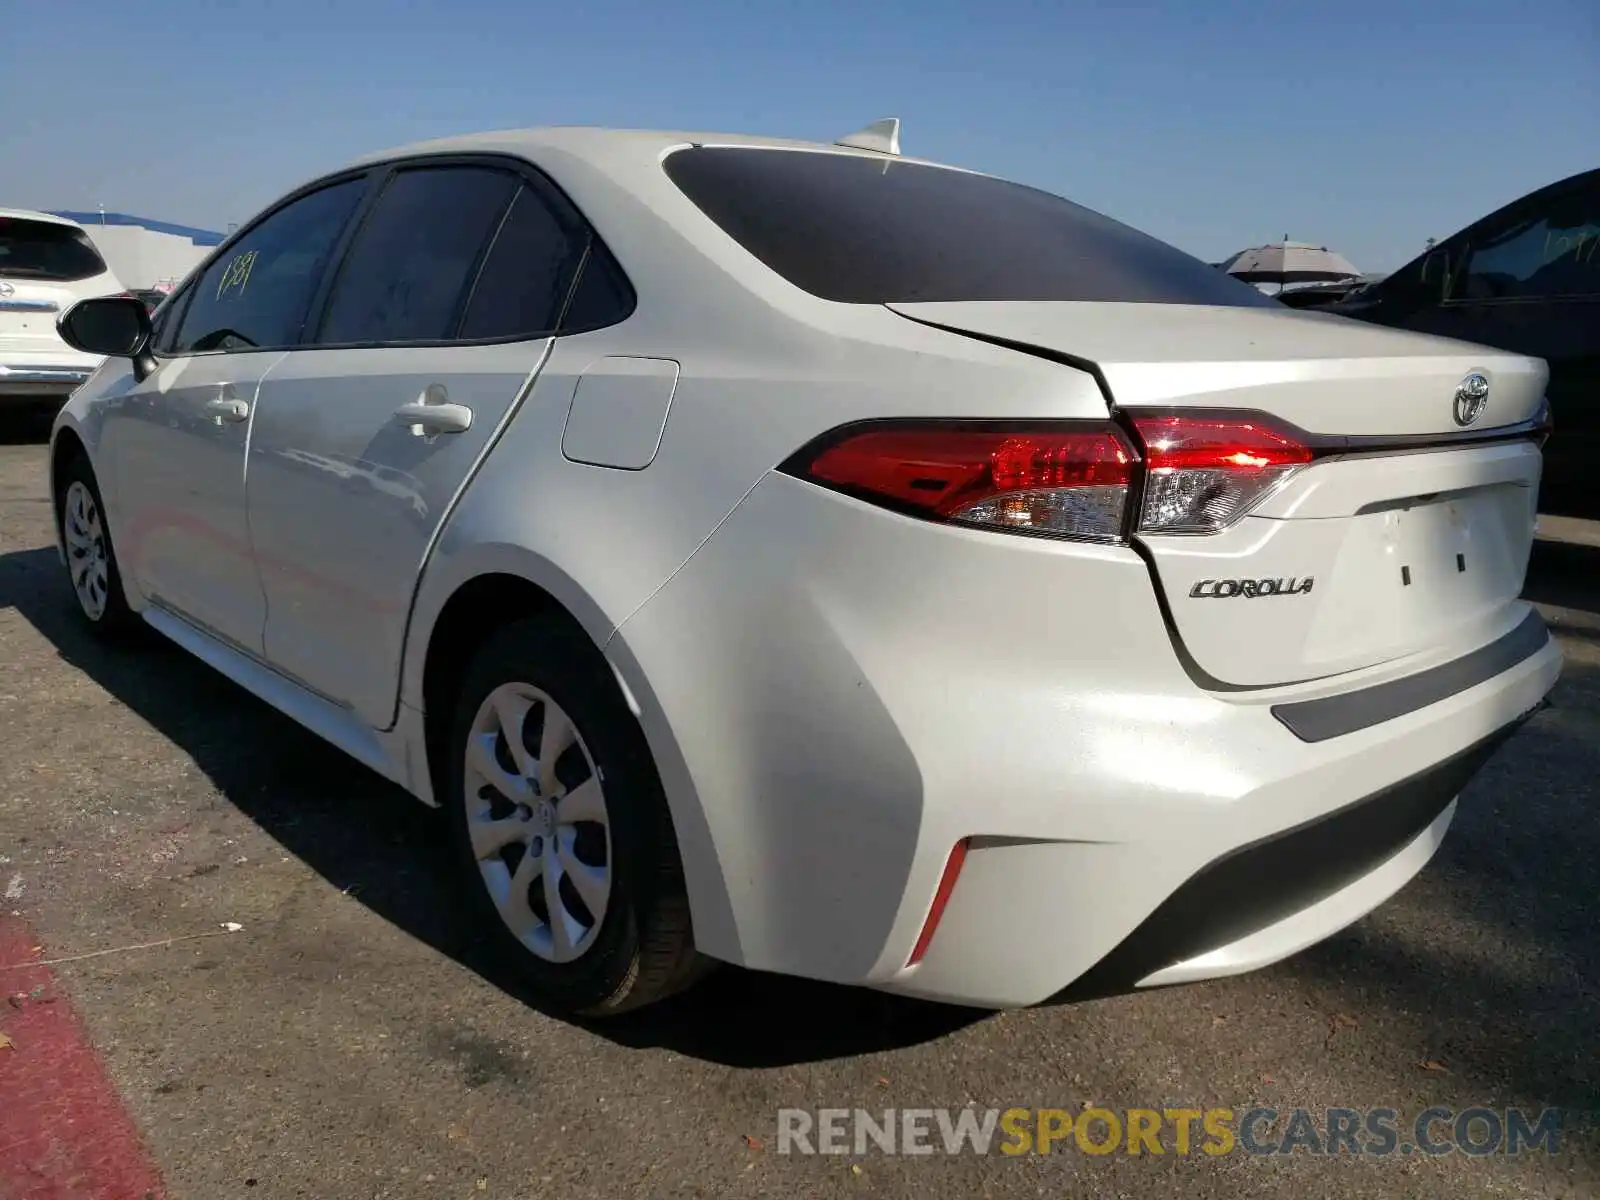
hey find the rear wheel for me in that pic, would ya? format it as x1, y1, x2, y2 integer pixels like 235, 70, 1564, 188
57, 454, 135, 637
445, 618, 706, 1016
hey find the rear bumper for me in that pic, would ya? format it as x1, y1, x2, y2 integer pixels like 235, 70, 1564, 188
875, 627, 1557, 1009
612, 472, 1563, 1008
0, 363, 96, 399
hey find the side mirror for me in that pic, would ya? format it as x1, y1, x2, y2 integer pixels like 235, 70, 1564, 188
58, 295, 157, 381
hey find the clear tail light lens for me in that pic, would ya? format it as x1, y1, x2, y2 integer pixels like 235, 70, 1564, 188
1129, 414, 1313, 534
787, 423, 1139, 541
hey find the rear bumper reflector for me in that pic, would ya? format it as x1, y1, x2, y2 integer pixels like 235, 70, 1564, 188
1271, 610, 1551, 743
907, 838, 969, 966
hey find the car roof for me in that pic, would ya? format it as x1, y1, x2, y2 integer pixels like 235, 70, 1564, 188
340, 125, 978, 178
0, 207, 84, 229
293, 124, 1016, 363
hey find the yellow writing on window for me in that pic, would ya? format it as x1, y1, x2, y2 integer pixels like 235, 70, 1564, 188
215, 249, 259, 300
1543, 228, 1599, 266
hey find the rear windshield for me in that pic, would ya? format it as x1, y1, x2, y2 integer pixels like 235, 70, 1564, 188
663, 147, 1274, 307
0, 217, 109, 282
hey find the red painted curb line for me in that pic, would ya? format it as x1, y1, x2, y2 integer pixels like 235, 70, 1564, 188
0, 917, 168, 1200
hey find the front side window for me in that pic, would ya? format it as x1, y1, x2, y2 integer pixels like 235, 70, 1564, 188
0, 217, 108, 282
171, 179, 366, 353
663, 146, 1275, 307
315, 166, 519, 344
1454, 187, 1600, 301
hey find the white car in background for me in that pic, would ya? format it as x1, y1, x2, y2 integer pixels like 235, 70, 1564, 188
0, 209, 122, 404
48, 121, 1561, 1017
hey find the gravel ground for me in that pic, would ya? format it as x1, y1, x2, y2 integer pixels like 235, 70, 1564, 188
1, 410, 1596, 1199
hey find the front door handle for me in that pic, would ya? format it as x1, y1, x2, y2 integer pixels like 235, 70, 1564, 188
395, 385, 472, 436
204, 396, 250, 424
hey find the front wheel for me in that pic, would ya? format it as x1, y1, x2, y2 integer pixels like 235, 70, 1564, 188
57, 454, 136, 637
445, 618, 707, 1016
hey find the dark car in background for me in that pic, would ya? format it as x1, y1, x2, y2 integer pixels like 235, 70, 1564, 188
1332, 167, 1598, 517
1277, 277, 1384, 310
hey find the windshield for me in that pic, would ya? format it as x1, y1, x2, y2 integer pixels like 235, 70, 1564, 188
663, 146, 1276, 307
0, 217, 109, 282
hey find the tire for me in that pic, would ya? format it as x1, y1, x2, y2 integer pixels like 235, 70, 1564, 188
445, 617, 708, 1017
57, 453, 137, 638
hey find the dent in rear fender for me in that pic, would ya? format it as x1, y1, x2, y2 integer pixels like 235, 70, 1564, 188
609, 492, 926, 980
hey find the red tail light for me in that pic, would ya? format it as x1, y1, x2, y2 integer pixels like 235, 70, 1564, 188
786, 422, 1139, 541
1128, 413, 1313, 534
784, 412, 1317, 541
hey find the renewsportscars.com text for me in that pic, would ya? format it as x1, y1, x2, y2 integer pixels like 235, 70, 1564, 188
776, 1106, 1565, 1157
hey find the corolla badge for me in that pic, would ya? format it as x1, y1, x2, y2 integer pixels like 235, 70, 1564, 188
1453, 372, 1490, 427
1189, 577, 1314, 598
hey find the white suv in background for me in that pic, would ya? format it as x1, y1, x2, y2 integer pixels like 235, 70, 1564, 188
0, 209, 122, 405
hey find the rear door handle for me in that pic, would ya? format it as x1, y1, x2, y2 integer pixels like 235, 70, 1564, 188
394, 387, 472, 435
204, 396, 250, 424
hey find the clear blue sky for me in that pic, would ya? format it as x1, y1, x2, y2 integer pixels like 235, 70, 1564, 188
4, 0, 1595, 272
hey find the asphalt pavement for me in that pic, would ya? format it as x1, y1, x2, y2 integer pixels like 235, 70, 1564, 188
0, 408, 1595, 1199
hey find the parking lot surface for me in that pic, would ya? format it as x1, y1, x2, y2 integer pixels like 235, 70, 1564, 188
1, 413, 1596, 1199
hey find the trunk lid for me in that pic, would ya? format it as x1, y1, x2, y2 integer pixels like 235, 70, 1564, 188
889, 300, 1550, 688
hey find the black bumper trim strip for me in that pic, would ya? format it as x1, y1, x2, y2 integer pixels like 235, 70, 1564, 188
1271, 609, 1551, 743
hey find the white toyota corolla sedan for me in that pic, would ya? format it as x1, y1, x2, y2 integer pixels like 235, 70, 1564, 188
50, 121, 1561, 1016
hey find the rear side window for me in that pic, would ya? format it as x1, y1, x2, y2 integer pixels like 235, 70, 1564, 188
317, 166, 518, 344
558, 239, 635, 332
0, 217, 108, 282
172, 179, 365, 353
1454, 185, 1600, 301
664, 147, 1274, 307
457, 185, 587, 340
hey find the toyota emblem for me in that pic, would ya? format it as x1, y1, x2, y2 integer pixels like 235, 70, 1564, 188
0, 282, 14, 298
1453, 373, 1490, 427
